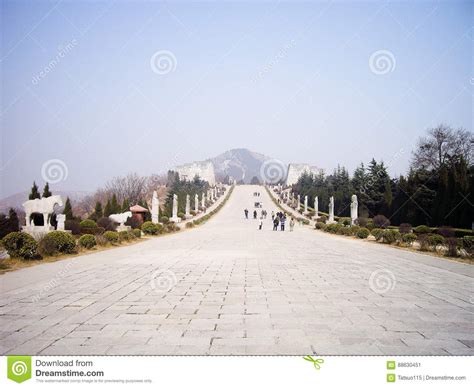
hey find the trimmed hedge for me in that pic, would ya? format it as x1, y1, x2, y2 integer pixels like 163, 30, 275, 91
79, 234, 96, 249
103, 231, 119, 243
141, 221, 160, 235
2, 232, 38, 259
40, 231, 76, 255
356, 228, 370, 239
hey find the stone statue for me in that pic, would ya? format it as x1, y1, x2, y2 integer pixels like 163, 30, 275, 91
314, 196, 319, 220
194, 194, 199, 213
297, 195, 301, 211
151, 190, 159, 224
351, 194, 358, 225
23, 195, 63, 229
170, 194, 180, 222
328, 196, 335, 224
109, 211, 132, 226
185, 194, 191, 218
304, 195, 308, 214
201, 193, 205, 209
56, 214, 66, 231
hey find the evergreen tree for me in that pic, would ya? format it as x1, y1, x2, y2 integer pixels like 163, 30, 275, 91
29, 181, 41, 200
8, 208, 19, 232
90, 201, 103, 220
42, 182, 52, 198
63, 197, 74, 220
104, 199, 113, 217
111, 194, 120, 214
122, 198, 130, 212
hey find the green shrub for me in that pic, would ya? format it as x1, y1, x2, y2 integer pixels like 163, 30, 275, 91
79, 234, 96, 249
2, 232, 38, 259
315, 222, 326, 230
141, 221, 159, 235
97, 217, 116, 231
160, 216, 169, 224
356, 228, 370, 239
119, 231, 130, 242
132, 229, 141, 238
325, 224, 338, 234
371, 228, 383, 241
349, 225, 360, 235
177, 212, 185, 219
103, 231, 119, 243
80, 219, 97, 228
462, 236, 474, 256
339, 217, 351, 226
427, 234, 444, 251
41, 231, 76, 255
401, 233, 417, 246
366, 220, 375, 230
414, 225, 431, 234
382, 230, 400, 244
65, 220, 81, 235
318, 215, 327, 223
186, 222, 194, 228
399, 223, 412, 234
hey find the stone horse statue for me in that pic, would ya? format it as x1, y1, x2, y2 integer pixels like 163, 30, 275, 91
109, 211, 132, 227
23, 195, 63, 227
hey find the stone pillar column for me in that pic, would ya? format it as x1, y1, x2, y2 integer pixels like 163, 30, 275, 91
304, 195, 308, 214
351, 194, 358, 226
297, 195, 301, 211
314, 196, 319, 220
171, 194, 180, 222
185, 194, 190, 219
328, 196, 335, 224
194, 194, 199, 213
151, 190, 159, 224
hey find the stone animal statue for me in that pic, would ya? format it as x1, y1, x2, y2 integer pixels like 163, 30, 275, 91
23, 195, 63, 227
109, 211, 132, 226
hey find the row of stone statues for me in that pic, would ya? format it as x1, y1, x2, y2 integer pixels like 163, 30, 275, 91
280, 190, 359, 225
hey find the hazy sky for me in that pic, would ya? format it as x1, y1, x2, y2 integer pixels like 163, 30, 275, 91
1, 0, 472, 198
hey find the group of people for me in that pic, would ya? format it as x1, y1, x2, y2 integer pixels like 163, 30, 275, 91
243, 207, 295, 232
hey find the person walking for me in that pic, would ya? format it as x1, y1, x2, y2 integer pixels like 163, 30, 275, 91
273, 216, 279, 231
244, 209, 248, 219
280, 214, 286, 231
253, 210, 257, 219
290, 217, 295, 231
259, 218, 263, 230
271, 211, 275, 221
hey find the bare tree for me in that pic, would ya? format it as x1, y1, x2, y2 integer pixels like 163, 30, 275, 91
412, 124, 473, 170
105, 173, 148, 205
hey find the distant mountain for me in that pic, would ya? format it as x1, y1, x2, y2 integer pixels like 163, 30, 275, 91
210, 148, 272, 183
0, 191, 91, 213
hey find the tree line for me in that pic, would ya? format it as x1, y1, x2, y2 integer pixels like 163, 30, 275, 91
292, 125, 473, 229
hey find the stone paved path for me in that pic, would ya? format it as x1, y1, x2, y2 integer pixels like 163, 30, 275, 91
0, 185, 473, 355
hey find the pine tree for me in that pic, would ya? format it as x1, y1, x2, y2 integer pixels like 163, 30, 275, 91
64, 197, 74, 220
104, 199, 113, 217
29, 181, 41, 200
42, 182, 52, 198
111, 194, 119, 214
91, 201, 103, 220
